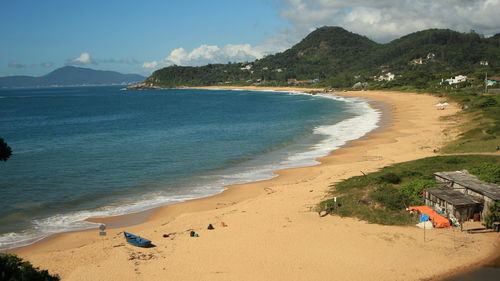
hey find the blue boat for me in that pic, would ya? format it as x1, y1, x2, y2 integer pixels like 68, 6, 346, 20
123, 232, 152, 247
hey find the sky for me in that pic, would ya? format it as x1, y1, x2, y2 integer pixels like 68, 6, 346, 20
2, 0, 500, 77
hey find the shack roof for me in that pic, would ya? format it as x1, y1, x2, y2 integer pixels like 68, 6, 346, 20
427, 188, 481, 206
434, 170, 500, 200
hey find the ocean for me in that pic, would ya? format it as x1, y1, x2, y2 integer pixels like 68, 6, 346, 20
0, 86, 380, 250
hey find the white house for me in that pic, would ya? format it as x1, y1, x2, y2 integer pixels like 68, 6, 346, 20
376, 72, 395, 81
444, 75, 467, 85
240, 64, 253, 71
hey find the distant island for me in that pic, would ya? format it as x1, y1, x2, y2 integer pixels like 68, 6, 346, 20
0, 66, 145, 88
130, 26, 500, 91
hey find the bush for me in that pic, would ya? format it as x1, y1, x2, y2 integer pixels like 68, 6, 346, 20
0, 138, 12, 162
0, 254, 59, 281
485, 124, 500, 135
370, 184, 407, 210
475, 97, 498, 108
399, 179, 437, 206
485, 202, 500, 229
332, 194, 416, 225
377, 172, 402, 184
468, 164, 500, 184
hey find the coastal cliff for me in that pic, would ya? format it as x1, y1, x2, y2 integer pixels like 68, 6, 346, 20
125, 81, 164, 90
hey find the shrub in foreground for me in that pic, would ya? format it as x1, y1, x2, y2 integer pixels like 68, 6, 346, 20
485, 202, 500, 229
0, 254, 59, 281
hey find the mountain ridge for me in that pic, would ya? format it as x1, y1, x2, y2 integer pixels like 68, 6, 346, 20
141, 26, 500, 88
0, 66, 145, 88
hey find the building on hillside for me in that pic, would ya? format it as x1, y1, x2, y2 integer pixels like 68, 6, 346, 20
426, 53, 436, 60
287, 78, 315, 85
480, 61, 489, 66
375, 72, 395, 81
486, 77, 500, 86
443, 75, 467, 85
431, 170, 500, 222
380, 66, 392, 73
240, 64, 253, 71
411, 58, 423, 65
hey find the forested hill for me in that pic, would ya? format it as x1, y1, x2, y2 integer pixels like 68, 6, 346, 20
0, 66, 145, 88
140, 27, 500, 88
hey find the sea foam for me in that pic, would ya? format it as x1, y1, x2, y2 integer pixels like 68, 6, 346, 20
0, 91, 380, 250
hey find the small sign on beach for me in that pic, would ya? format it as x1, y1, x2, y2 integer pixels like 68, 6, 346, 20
99, 224, 106, 236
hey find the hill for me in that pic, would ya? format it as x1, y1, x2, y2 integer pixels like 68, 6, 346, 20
141, 27, 500, 88
0, 66, 145, 88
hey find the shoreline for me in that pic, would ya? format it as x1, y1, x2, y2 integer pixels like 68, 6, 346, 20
11, 88, 499, 281
1, 86, 381, 250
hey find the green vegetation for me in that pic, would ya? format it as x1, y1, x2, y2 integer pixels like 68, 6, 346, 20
433, 86, 500, 153
0, 138, 12, 161
485, 202, 500, 228
468, 164, 500, 184
399, 179, 437, 206
0, 254, 59, 281
145, 27, 500, 89
320, 155, 499, 225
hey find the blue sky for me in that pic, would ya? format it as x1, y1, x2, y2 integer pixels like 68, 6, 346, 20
1, 0, 286, 76
2, 0, 499, 77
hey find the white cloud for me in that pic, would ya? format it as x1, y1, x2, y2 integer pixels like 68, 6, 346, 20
166, 48, 188, 65
8, 61, 25, 68
142, 61, 159, 69
68, 52, 96, 65
277, 0, 500, 42
143, 44, 266, 70
142, 0, 500, 71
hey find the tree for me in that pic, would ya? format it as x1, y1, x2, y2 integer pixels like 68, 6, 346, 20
485, 202, 500, 229
0, 138, 12, 161
0, 254, 60, 281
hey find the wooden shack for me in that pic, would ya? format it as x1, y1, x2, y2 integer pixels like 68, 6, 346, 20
424, 188, 481, 222
434, 170, 500, 222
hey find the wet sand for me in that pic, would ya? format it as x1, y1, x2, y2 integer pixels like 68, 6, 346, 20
12, 89, 499, 281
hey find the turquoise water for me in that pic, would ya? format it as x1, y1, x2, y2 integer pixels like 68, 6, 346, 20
0, 86, 379, 249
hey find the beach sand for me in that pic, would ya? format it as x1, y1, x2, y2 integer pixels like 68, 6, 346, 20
12, 89, 499, 281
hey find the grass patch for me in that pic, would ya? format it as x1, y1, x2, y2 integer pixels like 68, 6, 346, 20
370, 86, 500, 154
321, 155, 500, 225
441, 90, 500, 153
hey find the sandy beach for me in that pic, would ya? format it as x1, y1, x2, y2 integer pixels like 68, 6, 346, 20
12, 88, 499, 281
